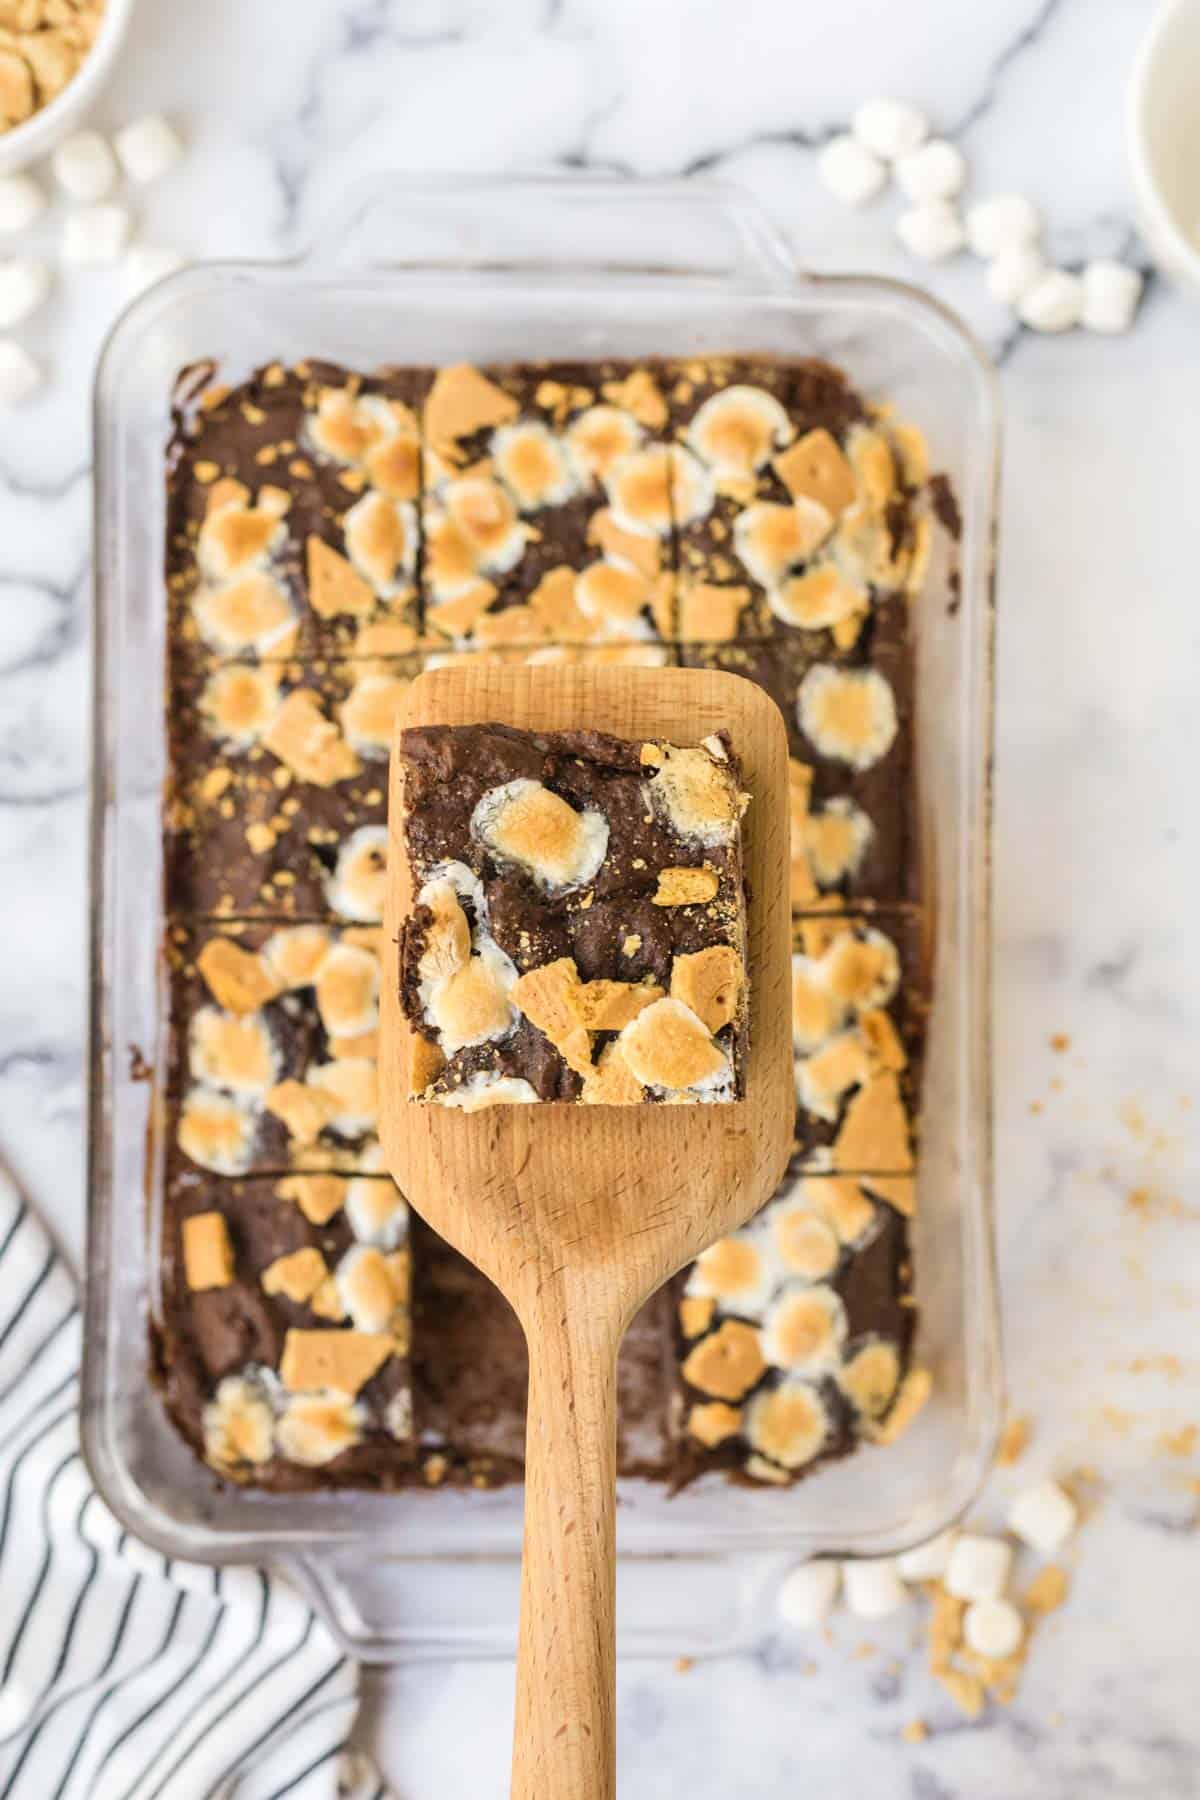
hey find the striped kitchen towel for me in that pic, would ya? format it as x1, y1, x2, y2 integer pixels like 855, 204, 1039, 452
0, 1171, 390, 1800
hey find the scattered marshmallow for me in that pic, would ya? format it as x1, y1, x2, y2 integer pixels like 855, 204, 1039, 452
1080, 259, 1143, 334
852, 98, 929, 162
63, 204, 133, 267
0, 340, 43, 407
0, 173, 45, 235
777, 1560, 840, 1628
0, 257, 50, 328
963, 1597, 1024, 1661
896, 1528, 957, 1583
1008, 1479, 1078, 1555
52, 129, 118, 203
842, 1557, 908, 1620
1017, 269, 1083, 334
986, 243, 1046, 306
895, 139, 966, 203
124, 244, 187, 294
115, 113, 184, 186
944, 1533, 1013, 1603
965, 193, 1042, 259
817, 134, 888, 208
896, 201, 965, 262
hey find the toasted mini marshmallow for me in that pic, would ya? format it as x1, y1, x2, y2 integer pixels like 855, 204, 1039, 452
198, 487, 288, 582
805, 797, 873, 887
777, 1560, 841, 1628
326, 825, 388, 922
842, 1557, 908, 1620
575, 560, 653, 634
193, 571, 297, 659
686, 1234, 774, 1319
817, 134, 887, 207
177, 1087, 257, 1176
944, 1533, 1013, 1603
796, 1031, 872, 1122
667, 445, 716, 528
306, 1057, 378, 1136
492, 420, 579, 510
343, 491, 417, 594
202, 1372, 275, 1474
339, 669, 411, 759
275, 1392, 364, 1466
345, 1173, 409, 1250
896, 1529, 957, 1583
618, 997, 732, 1098
565, 404, 643, 483
189, 1006, 278, 1097
744, 1379, 829, 1471
837, 1337, 901, 1420
646, 741, 741, 847
964, 1597, 1024, 1660
1008, 1479, 1077, 1555
262, 924, 332, 989
796, 665, 898, 770
822, 926, 900, 1011
437, 1072, 540, 1109
315, 942, 379, 1038
791, 954, 845, 1052
443, 475, 529, 576
335, 1243, 409, 1335
604, 444, 676, 539
769, 562, 867, 631
761, 1284, 847, 1376
734, 498, 831, 590
427, 949, 517, 1054
472, 778, 608, 890
687, 386, 792, 485
767, 1197, 841, 1282
803, 1173, 880, 1249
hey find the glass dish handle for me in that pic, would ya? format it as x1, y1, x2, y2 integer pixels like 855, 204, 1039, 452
306, 172, 799, 287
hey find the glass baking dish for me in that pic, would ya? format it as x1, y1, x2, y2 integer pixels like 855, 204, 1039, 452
83, 174, 1001, 1663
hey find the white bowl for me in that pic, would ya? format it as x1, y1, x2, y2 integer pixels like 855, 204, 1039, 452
1128, 0, 1200, 293
0, 0, 136, 175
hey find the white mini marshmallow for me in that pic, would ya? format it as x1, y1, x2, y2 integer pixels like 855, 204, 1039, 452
124, 244, 186, 293
944, 1533, 1013, 1603
0, 173, 45, 235
986, 242, 1046, 306
852, 98, 929, 162
895, 139, 966, 202
896, 1528, 957, 1583
842, 1557, 908, 1620
777, 1560, 841, 1628
0, 257, 50, 328
115, 113, 184, 185
1007, 1478, 1077, 1555
966, 194, 1042, 258
1017, 269, 1083, 333
1080, 259, 1143, 334
896, 201, 965, 262
963, 1597, 1024, 1660
52, 129, 118, 202
0, 340, 42, 407
62, 204, 132, 267
817, 134, 888, 207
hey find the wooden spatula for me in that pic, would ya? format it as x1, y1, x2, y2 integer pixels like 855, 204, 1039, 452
380, 663, 792, 1799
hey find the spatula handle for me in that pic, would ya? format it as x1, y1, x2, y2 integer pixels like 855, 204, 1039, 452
511, 1299, 619, 1800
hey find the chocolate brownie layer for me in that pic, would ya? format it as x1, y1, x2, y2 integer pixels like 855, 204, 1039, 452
396, 722, 749, 1106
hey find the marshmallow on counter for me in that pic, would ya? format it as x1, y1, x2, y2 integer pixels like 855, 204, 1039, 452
0, 173, 46, 235
0, 256, 50, 328
124, 244, 187, 294
896, 1527, 957, 1583
895, 139, 966, 203
842, 1557, 909, 1620
62, 204, 133, 267
52, 129, 118, 203
1017, 269, 1083, 333
852, 98, 929, 162
986, 243, 1046, 307
965, 193, 1042, 259
1008, 1478, 1078, 1554
777, 1559, 841, 1628
963, 1597, 1024, 1661
943, 1533, 1013, 1603
896, 201, 965, 262
115, 114, 184, 185
817, 134, 888, 207
1080, 259, 1144, 334
0, 340, 43, 407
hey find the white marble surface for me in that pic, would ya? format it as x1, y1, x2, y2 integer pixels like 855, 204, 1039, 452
4, 0, 1200, 1792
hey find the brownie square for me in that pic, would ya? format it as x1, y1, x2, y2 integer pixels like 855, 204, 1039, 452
396, 722, 749, 1106
157, 1168, 414, 1490
166, 360, 428, 662
165, 656, 420, 920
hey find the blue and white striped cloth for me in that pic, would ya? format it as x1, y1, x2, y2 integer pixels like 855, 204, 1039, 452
0, 1171, 390, 1800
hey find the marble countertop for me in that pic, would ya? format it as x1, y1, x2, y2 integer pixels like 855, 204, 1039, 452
4, 0, 1200, 1793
